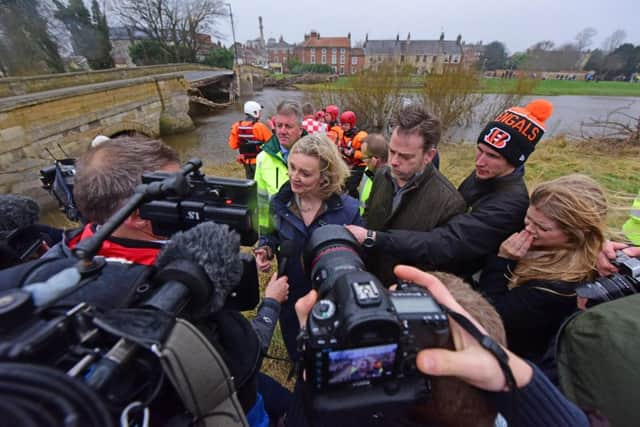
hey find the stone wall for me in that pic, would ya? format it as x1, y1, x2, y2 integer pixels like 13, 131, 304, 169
0, 63, 222, 98
0, 73, 193, 207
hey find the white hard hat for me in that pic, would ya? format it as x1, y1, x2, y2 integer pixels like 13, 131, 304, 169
244, 101, 262, 119
91, 135, 110, 147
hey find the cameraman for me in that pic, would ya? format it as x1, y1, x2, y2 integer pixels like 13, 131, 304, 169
291, 266, 589, 427
0, 137, 285, 426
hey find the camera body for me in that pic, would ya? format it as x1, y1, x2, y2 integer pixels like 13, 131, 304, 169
302, 225, 450, 411
140, 169, 258, 245
577, 251, 640, 304
39, 159, 81, 222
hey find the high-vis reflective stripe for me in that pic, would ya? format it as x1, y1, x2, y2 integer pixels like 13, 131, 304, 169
623, 193, 640, 245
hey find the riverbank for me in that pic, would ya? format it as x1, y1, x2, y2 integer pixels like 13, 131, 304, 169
296, 76, 640, 97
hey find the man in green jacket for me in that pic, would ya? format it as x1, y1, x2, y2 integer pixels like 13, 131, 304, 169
357, 133, 388, 215
347, 104, 466, 286
254, 100, 306, 235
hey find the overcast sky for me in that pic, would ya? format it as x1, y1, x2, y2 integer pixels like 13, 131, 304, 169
223, 0, 639, 53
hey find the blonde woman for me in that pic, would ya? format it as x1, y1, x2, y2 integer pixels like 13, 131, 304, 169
254, 134, 363, 358
478, 174, 608, 362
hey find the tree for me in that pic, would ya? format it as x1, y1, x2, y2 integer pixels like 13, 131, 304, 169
0, 0, 65, 75
602, 29, 627, 53
584, 49, 605, 74
129, 40, 170, 65
529, 40, 555, 51
575, 27, 597, 51
54, 0, 113, 69
202, 47, 233, 69
114, 0, 226, 63
481, 41, 507, 70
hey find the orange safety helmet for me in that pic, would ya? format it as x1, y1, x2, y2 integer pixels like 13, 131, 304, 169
325, 105, 340, 122
340, 111, 356, 127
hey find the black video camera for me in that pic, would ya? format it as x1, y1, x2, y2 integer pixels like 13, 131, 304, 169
140, 166, 258, 246
40, 158, 82, 222
577, 251, 640, 305
300, 225, 450, 412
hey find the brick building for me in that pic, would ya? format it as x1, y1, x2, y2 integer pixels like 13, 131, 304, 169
266, 36, 296, 73
296, 30, 352, 75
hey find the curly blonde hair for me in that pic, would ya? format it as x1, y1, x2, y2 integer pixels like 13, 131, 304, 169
289, 134, 350, 199
510, 174, 608, 287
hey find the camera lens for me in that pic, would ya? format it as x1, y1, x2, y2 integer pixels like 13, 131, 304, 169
304, 225, 365, 295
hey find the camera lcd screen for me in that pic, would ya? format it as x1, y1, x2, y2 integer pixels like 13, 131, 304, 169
327, 343, 397, 385
391, 296, 439, 314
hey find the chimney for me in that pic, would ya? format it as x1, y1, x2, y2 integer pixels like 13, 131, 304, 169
259, 16, 265, 49
407, 32, 411, 41
365, 33, 368, 42
348, 32, 351, 40
396, 33, 399, 44
304, 33, 309, 41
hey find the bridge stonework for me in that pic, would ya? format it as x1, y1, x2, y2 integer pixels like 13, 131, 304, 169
0, 73, 193, 205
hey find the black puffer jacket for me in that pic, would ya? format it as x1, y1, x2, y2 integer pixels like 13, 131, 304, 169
373, 169, 529, 280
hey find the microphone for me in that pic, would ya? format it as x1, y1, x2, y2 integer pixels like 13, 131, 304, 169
86, 221, 245, 392
154, 221, 244, 313
278, 240, 296, 278
0, 195, 40, 233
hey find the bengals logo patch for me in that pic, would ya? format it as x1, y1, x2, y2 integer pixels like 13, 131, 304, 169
482, 127, 511, 149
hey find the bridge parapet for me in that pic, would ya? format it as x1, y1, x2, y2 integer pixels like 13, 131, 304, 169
0, 63, 225, 98
0, 73, 193, 205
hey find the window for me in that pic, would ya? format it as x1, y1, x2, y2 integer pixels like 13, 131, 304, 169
452, 55, 460, 63
400, 55, 404, 62
352, 57, 358, 65
340, 54, 345, 64
321, 48, 327, 54
332, 66, 337, 73
310, 54, 316, 64
331, 54, 337, 64
332, 48, 337, 54
416, 55, 420, 62
351, 66, 357, 74
321, 54, 326, 64
340, 66, 344, 75
310, 48, 316, 54
340, 48, 346, 53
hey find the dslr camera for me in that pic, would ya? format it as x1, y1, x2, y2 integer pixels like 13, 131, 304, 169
577, 250, 640, 304
301, 225, 450, 412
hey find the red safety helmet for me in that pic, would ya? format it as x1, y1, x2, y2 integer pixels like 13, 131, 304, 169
325, 105, 340, 121
340, 111, 356, 127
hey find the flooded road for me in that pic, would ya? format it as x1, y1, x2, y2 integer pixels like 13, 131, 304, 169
163, 88, 640, 168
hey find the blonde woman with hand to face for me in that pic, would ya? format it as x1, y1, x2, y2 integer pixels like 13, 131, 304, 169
477, 174, 608, 364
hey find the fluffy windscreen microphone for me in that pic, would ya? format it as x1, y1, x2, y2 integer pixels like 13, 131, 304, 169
155, 222, 244, 312
0, 195, 40, 233
278, 240, 296, 277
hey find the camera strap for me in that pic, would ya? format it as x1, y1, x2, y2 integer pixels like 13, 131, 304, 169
444, 309, 517, 392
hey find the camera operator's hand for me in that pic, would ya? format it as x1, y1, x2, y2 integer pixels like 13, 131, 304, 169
295, 289, 318, 328
265, 272, 290, 303
497, 230, 533, 261
344, 225, 367, 245
596, 241, 640, 276
253, 247, 272, 273
393, 265, 534, 392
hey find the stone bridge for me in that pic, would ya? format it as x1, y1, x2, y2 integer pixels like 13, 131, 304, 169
0, 64, 243, 205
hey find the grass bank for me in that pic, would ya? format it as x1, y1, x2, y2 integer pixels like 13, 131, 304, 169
298, 76, 640, 97
480, 79, 640, 97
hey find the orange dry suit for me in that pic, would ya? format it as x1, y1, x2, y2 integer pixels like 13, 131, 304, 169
228, 119, 273, 165
339, 128, 368, 167
325, 123, 344, 146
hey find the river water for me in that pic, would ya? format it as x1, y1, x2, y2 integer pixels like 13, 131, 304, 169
163, 88, 640, 168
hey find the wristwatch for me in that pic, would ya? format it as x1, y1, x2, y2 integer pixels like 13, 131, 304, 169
363, 229, 376, 248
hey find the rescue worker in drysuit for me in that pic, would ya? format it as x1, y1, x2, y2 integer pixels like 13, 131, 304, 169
339, 111, 368, 198
229, 101, 273, 179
